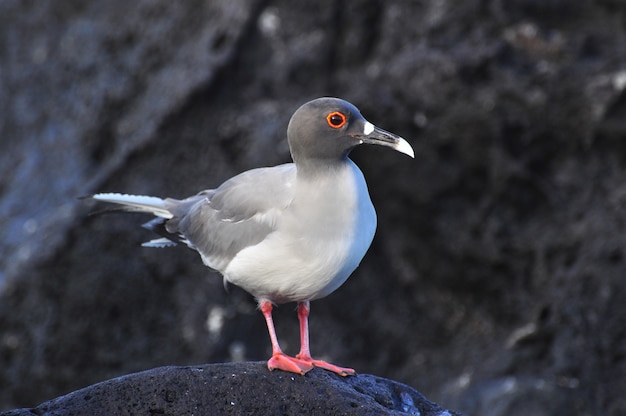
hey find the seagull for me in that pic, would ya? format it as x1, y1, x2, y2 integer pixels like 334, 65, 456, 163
91, 97, 414, 376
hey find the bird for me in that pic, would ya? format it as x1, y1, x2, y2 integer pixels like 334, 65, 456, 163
90, 97, 413, 376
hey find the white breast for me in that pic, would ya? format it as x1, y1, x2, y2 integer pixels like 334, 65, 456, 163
224, 160, 376, 303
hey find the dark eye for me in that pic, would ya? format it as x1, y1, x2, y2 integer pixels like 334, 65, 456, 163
326, 111, 347, 128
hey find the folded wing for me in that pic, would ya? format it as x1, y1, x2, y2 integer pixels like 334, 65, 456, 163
93, 163, 296, 273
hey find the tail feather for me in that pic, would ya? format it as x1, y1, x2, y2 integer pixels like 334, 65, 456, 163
92, 193, 173, 219
142, 238, 178, 248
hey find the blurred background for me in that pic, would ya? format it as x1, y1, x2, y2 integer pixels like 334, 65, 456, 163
1, 1, 625, 415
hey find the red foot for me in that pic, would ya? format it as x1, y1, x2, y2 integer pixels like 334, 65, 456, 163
296, 355, 356, 376
267, 352, 314, 375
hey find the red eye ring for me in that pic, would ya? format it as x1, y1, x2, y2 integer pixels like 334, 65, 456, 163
326, 111, 347, 129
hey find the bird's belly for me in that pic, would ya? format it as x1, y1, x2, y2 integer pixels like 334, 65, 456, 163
223, 222, 373, 303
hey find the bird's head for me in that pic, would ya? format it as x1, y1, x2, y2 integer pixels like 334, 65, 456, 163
287, 97, 414, 166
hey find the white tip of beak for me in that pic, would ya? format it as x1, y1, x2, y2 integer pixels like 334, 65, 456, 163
395, 137, 415, 158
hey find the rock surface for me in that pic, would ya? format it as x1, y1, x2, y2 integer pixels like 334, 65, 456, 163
0, 362, 462, 416
1, 1, 626, 415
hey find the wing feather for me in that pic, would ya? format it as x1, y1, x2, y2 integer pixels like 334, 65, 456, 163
167, 164, 296, 271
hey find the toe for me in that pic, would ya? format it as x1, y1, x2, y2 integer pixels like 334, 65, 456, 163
295, 355, 355, 376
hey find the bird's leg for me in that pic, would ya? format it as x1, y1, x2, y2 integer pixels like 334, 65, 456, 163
260, 301, 314, 375
295, 301, 356, 376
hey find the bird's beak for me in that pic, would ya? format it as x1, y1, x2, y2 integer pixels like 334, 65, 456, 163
354, 121, 415, 158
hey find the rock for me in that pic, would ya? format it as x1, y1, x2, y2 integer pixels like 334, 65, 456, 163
0, 362, 463, 416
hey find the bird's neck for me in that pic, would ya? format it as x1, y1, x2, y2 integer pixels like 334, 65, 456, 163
294, 156, 352, 181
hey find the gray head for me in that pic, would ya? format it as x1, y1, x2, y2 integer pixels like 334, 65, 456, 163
286, 97, 414, 166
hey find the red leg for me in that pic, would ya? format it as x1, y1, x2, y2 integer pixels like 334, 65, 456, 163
260, 301, 314, 375
295, 301, 355, 376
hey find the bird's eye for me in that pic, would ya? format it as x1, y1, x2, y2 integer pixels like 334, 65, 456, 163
326, 112, 347, 129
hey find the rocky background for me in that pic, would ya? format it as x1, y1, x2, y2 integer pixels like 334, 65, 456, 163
1, 1, 625, 415
2, 362, 464, 416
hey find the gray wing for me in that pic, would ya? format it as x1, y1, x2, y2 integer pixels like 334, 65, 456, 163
165, 163, 296, 272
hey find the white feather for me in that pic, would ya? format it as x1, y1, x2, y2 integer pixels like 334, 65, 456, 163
93, 193, 173, 219
363, 121, 375, 135
142, 238, 177, 248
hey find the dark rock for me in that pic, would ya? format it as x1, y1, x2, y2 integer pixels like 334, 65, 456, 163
0, 362, 463, 416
